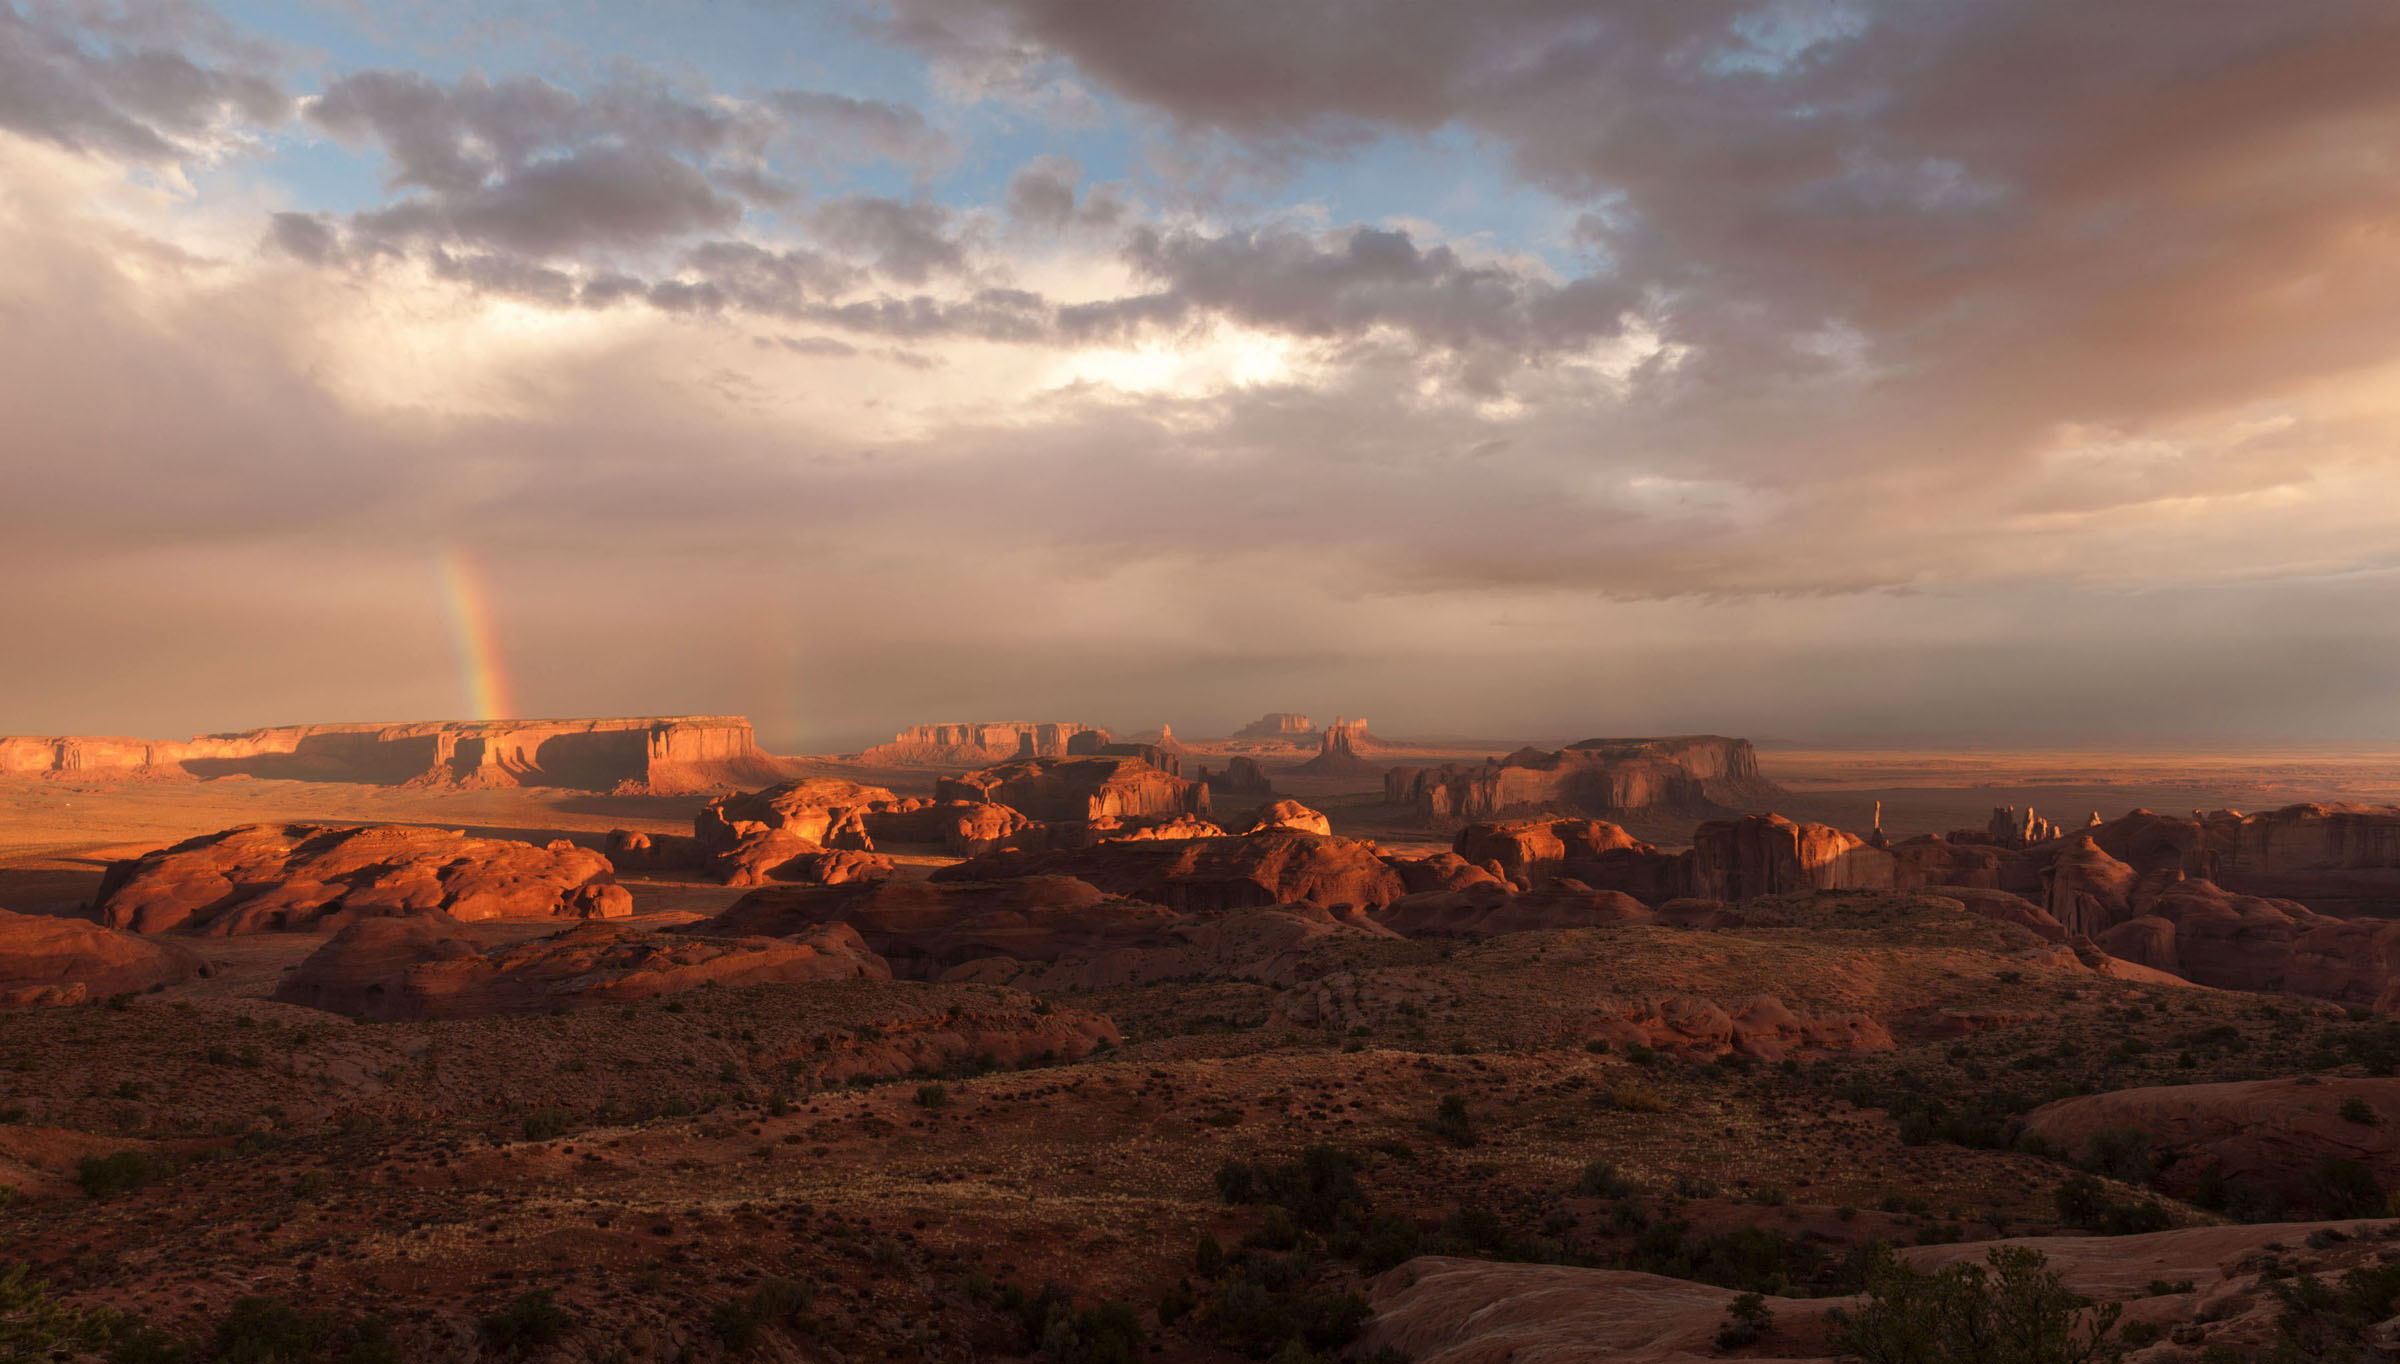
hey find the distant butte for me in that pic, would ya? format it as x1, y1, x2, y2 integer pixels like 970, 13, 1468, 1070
856, 721, 1103, 766
1387, 734, 1784, 822
0, 715, 795, 793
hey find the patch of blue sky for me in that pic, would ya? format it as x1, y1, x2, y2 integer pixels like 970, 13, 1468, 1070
1277, 126, 1593, 275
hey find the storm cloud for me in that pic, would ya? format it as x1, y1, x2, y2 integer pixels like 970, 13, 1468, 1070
3, 0, 2398, 746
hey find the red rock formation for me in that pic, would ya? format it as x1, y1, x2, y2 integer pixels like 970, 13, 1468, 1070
1, 717, 791, 793
2024, 1078, 2400, 1215
1585, 993, 1893, 1061
934, 755, 1209, 823
1240, 800, 1333, 837
1924, 887, 2068, 942
1886, 835, 2016, 892
274, 914, 888, 1020
1096, 813, 1228, 841
1363, 1221, 2400, 1364
1386, 852, 1509, 896
1688, 815, 1896, 900
934, 830, 1409, 914
697, 778, 894, 852
1292, 716, 1383, 777
0, 908, 207, 1006
1230, 712, 1315, 741
93, 824, 631, 935
1988, 804, 2062, 846
712, 834, 895, 889
1374, 882, 1654, 937
2042, 836, 2141, 937
1452, 818, 1647, 881
2198, 804, 2400, 912
692, 877, 1178, 979
1393, 736, 1783, 823
941, 802, 1041, 856
1089, 742, 1183, 776
1199, 756, 1274, 799
856, 721, 1100, 766
2096, 879, 2400, 1009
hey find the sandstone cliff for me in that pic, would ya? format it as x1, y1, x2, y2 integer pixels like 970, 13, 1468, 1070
857, 721, 1101, 766
1389, 735, 1782, 823
0, 716, 791, 793
934, 755, 1209, 823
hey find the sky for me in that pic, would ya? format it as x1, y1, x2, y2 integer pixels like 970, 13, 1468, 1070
5, 0, 2400, 753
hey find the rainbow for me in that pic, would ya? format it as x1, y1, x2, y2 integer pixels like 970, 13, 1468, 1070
434, 544, 516, 721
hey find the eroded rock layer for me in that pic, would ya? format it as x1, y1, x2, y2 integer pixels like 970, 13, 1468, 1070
93, 824, 631, 935
856, 721, 1101, 766
1389, 735, 1783, 823
0, 716, 787, 793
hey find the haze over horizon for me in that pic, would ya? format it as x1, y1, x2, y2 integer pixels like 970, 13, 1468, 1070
7, 0, 2400, 751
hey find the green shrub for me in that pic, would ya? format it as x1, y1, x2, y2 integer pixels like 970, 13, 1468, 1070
708, 1277, 813, 1353
0, 1263, 130, 1358
2340, 1097, 2378, 1126
2313, 1157, 2384, 1218
916, 1083, 950, 1110
1830, 1245, 2124, 1363
1038, 1299, 1143, 1364
520, 1108, 575, 1142
1433, 1095, 1477, 1147
477, 1290, 573, 1355
1574, 1161, 1635, 1199
1715, 1292, 1773, 1349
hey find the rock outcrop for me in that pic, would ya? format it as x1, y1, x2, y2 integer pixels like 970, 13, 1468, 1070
2024, 1078, 2400, 1215
1374, 882, 1654, 937
1230, 712, 1315, 742
0, 908, 207, 1006
856, 722, 1101, 766
2043, 835, 2142, 936
275, 914, 889, 1020
1239, 800, 1333, 837
692, 877, 1180, 979
697, 779, 895, 851
934, 830, 1409, 915
1453, 818, 1647, 880
93, 824, 631, 935
1390, 735, 1783, 824
1689, 814, 1896, 900
1988, 804, 2064, 845
0, 717, 795, 793
934, 755, 1209, 823
1198, 756, 1274, 798
2092, 879, 2400, 1009
1362, 1220, 2400, 1364
1292, 717, 1383, 777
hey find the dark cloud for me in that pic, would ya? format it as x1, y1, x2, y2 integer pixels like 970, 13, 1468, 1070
264, 210, 337, 264
1005, 154, 1122, 230
1123, 223, 1633, 352
881, 0, 2400, 454
306, 68, 768, 256
808, 195, 970, 283
0, 0, 285, 160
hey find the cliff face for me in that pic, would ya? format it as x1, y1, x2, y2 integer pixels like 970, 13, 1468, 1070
2055, 804, 2400, 916
1231, 712, 1315, 740
934, 756, 1210, 823
1389, 735, 1781, 823
0, 717, 787, 793
858, 722, 1102, 766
